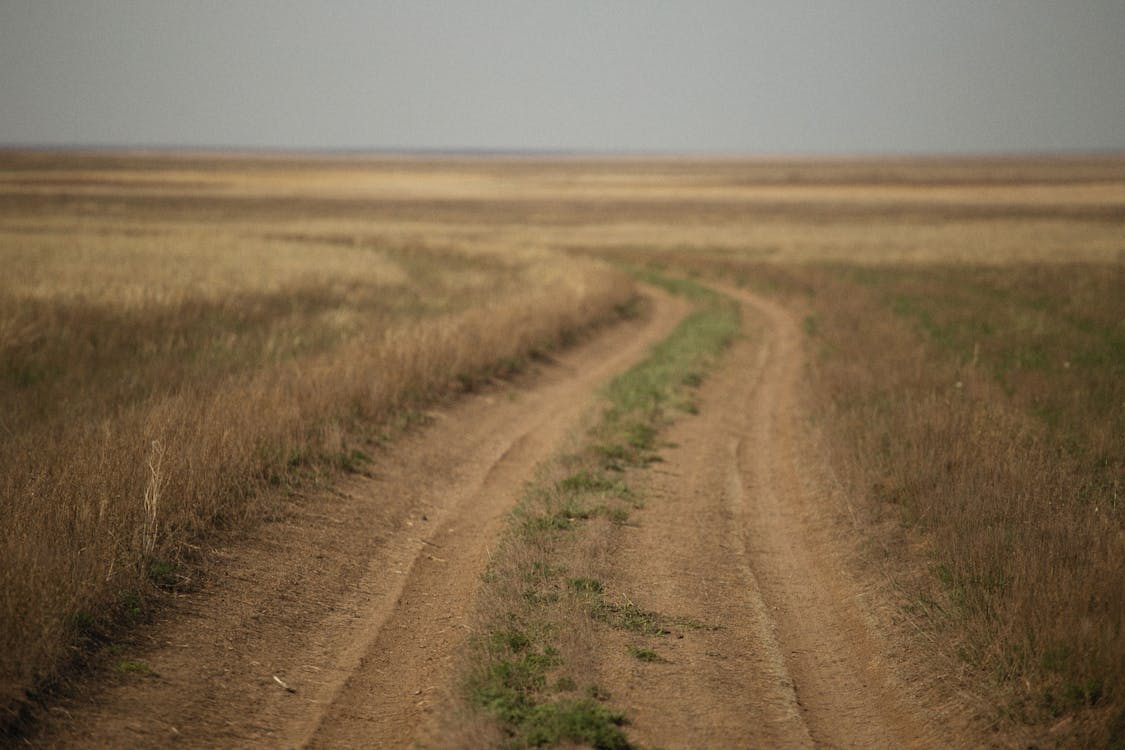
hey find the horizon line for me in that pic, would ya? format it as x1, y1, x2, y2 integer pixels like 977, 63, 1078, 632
3, 143, 1125, 162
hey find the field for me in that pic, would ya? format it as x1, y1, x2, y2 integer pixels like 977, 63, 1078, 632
1, 152, 1123, 747
0, 151, 635, 721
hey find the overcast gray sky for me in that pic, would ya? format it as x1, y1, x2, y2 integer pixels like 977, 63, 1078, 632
2, 2, 1123, 154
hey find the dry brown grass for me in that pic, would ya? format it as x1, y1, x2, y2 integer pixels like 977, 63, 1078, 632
640, 265, 1120, 744
582, 163, 1123, 742
0, 153, 635, 724
440, 277, 737, 748
786, 264, 1123, 745
3, 151, 1123, 744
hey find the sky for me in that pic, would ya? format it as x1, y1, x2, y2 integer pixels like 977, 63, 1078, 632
1, 2, 1124, 155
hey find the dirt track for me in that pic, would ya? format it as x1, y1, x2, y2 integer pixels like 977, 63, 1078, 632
29, 289, 688, 749
589, 284, 966, 748
29, 284, 972, 749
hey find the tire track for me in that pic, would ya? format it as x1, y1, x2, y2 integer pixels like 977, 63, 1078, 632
29, 288, 690, 750
728, 284, 933, 748
597, 282, 956, 748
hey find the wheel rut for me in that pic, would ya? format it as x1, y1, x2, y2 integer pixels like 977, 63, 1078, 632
29, 280, 974, 749
28, 288, 690, 750
731, 286, 926, 748
593, 282, 959, 749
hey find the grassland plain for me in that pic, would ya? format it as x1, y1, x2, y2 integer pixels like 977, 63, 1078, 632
792, 263, 1123, 747
589, 267, 1122, 743
19, 286, 691, 749
0, 152, 636, 729
544, 154, 1123, 747
3, 151, 1124, 746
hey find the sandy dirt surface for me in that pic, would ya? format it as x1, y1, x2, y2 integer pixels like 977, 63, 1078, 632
26, 289, 689, 750
25, 282, 984, 750
589, 283, 977, 749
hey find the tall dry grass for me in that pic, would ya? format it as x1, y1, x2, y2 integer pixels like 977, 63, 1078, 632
0, 156, 635, 725
618, 256, 1123, 745
795, 264, 1122, 718
4, 151, 1122, 742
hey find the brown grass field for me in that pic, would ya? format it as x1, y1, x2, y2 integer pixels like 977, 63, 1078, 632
0, 151, 637, 724
1, 151, 1123, 746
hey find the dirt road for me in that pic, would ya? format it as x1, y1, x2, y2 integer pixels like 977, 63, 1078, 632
589, 283, 965, 749
29, 290, 689, 749
29, 283, 972, 749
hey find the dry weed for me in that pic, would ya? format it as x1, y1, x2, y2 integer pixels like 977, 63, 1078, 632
0, 154, 635, 723
3, 151, 1122, 744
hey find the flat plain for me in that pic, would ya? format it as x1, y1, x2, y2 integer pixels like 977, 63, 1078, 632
1, 151, 1122, 748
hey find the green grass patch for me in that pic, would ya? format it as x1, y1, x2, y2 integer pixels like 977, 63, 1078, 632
558, 471, 626, 495
627, 646, 666, 663
114, 659, 154, 676
461, 271, 738, 747
520, 700, 631, 749
465, 626, 634, 748
590, 599, 716, 637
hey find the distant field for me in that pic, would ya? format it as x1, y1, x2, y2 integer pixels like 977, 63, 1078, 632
2, 152, 1122, 743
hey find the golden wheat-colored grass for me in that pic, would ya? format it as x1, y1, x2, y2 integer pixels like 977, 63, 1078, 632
0, 152, 636, 719
587, 219, 1122, 744
2, 152, 1122, 743
545, 152, 1124, 743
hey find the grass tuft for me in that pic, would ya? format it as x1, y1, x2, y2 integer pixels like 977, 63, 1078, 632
627, 647, 665, 663
113, 660, 154, 676
520, 699, 631, 750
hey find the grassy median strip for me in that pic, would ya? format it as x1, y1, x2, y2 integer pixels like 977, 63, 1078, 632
455, 276, 737, 749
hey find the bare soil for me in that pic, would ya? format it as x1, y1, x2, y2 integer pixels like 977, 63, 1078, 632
24, 289, 688, 749
589, 283, 982, 749
24, 283, 985, 749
